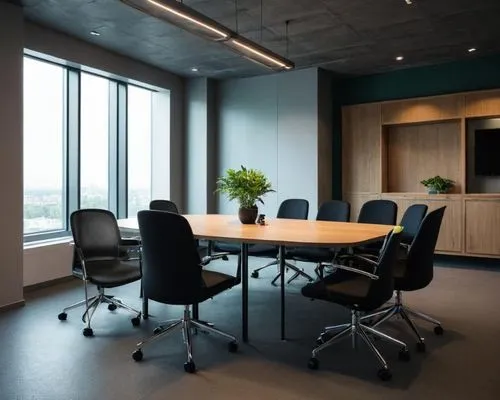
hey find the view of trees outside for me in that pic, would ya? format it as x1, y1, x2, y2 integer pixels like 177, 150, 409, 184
127, 85, 153, 217
23, 57, 155, 236
23, 57, 65, 234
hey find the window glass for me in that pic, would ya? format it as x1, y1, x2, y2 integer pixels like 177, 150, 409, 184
80, 73, 109, 209
23, 57, 65, 234
127, 85, 153, 217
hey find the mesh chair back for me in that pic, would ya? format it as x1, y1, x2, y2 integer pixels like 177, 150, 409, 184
316, 200, 350, 222
404, 207, 446, 290
365, 228, 403, 308
149, 199, 179, 214
138, 210, 203, 305
358, 200, 397, 225
399, 204, 428, 244
277, 199, 309, 220
70, 209, 121, 260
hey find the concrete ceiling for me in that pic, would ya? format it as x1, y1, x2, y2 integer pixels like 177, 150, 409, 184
8, 0, 500, 79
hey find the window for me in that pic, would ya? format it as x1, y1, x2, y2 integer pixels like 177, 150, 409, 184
80, 73, 110, 209
23, 53, 170, 241
23, 57, 65, 235
127, 85, 153, 217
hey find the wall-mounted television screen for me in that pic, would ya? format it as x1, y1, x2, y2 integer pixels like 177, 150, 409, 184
475, 129, 500, 176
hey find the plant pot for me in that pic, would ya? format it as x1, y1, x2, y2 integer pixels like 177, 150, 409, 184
427, 187, 438, 194
238, 206, 258, 224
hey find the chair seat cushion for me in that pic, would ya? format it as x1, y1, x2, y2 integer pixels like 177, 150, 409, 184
286, 247, 335, 263
213, 241, 241, 254
248, 244, 277, 256
82, 259, 142, 288
301, 270, 375, 311
200, 270, 239, 301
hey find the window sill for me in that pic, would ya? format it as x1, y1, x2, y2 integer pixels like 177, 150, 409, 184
23, 236, 73, 250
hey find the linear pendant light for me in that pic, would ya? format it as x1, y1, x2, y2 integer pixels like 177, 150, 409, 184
120, 0, 294, 71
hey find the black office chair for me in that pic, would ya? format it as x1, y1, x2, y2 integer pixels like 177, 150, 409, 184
149, 199, 230, 264
132, 210, 239, 373
399, 204, 428, 248
302, 227, 409, 381
286, 200, 351, 283
362, 207, 446, 352
337, 199, 397, 261
250, 198, 310, 285
57, 209, 142, 337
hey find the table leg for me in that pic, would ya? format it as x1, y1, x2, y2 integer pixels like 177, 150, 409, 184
279, 245, 286, 341
241, 243, 249, 343
142, 296, 149, 319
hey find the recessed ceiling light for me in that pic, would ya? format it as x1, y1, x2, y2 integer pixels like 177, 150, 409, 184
396, 56, 404, 61
90, 31, 101, 36
404, 0, 413, 4
468, 48, 477, 53
191, 67, 199, 72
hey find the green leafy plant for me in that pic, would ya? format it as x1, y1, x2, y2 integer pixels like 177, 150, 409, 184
215, 166, 274, 209
420, 176, 455, 194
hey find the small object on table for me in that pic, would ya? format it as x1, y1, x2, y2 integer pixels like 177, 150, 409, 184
257, 214, 266, 225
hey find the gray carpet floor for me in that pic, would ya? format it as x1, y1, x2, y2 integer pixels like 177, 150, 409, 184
1, 256, 499, 400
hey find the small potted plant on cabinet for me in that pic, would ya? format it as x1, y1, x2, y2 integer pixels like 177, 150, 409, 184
216, 166, 274, 224
420, 175, 455, 194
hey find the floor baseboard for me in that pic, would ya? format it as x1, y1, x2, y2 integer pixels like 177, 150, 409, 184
0, 299, 25, 312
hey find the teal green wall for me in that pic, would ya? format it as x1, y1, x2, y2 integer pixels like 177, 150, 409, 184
332, 54, 500, 198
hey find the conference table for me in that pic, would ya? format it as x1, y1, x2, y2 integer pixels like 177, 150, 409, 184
118, 214, 393, 343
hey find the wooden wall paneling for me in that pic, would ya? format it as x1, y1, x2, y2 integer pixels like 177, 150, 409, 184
381, 94, 464, 125
386, 121, 462, 193
343, 193, 380, 222
465, 199, 500, 256
342, 104, 382, 193
465, 90, 500, 117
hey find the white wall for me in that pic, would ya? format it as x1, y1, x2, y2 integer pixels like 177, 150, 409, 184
0, 2, 24, 307
216, 68, 331, 219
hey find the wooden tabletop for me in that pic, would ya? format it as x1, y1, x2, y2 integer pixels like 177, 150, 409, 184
118, 214, 393, 247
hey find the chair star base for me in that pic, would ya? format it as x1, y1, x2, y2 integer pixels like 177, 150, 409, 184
132, 305, 238, 373
58, 286, 141, 336
308, 309, 409, 381
361, 291, 443, 351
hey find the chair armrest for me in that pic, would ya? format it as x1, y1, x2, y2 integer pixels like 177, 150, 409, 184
330, 263, 379, 280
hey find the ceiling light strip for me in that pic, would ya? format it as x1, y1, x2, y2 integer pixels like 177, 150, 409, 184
121, 0, 294, 71
147, 0, 229, 39
231, 39, 292, 69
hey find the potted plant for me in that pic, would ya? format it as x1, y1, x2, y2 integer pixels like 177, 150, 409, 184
420, 176, 455, 194
216, 165, 274, 224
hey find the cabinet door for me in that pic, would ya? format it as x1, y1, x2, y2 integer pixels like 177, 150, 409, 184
465, 200, 500, 256
342, 104, 382, 194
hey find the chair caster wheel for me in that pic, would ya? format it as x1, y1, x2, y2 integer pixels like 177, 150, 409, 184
108, 303, 117, 311
228, 341, 238, 353
416, 341, 426, 353
58, 312, 67, 321
434, 326, 444, 335
377, 368, 392, 381
132, 349, 143, 362
398, 348, 410, 361
251, 271, 259, 278
83, 327, 94, 337
153, 326, 163, 335
131, 317, 141, 327
307, 357, 319, 370
222, 255, 229, 261
184, 361, 196, 373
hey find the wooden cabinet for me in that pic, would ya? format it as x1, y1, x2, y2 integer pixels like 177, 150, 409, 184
465, 90, 500, 118
342, 88, 500, 259
465, 199, 500, 256
381, 195, 462, 253
342, 104, 381, 194
381, 94, 464, 125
